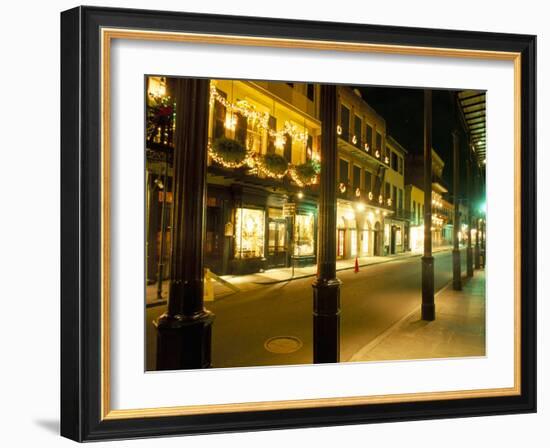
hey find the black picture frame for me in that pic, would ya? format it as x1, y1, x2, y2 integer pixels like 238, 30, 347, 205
61, 5, 536, 442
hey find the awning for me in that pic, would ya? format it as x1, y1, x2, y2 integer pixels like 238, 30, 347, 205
457, 90, 486, 166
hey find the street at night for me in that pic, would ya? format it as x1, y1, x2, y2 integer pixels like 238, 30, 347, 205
146, 247, 480, 369
145, 76, 487, 371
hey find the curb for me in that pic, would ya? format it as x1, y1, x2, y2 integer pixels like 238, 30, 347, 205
348, 273, 474, 362
251, 247, 454, 285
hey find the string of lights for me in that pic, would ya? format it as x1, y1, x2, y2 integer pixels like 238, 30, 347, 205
209, 84, 309, 148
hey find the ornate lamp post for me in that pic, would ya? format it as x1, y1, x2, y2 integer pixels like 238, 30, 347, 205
422, 89, 435, 321
312, 84, 341, 363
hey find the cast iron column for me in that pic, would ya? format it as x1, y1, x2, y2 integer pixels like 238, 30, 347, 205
474, 169, 481, 269
421, 90, 435, 321
481, 219, 486, 268
155, 78, 214, 370
475, 215, 481, 269
312, 84, 341, 363
466, 142, 474, 277
452, 129, 462, 290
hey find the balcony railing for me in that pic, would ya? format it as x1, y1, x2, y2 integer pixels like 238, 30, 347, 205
337, 133, 390, 167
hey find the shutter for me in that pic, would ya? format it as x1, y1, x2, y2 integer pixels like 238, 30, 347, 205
234, 111, 247, 145
213, 90, 227, 139
267, 115, 277, 154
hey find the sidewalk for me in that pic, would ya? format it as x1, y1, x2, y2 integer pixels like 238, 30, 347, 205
146, 244, 454, 305
349, 270, 486, 362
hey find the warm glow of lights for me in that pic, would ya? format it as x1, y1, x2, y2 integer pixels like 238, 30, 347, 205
355, 188, 361, 198
148, 76, 167, 98
210, 85, 308, 142
356, 202, 366, 212
368, 191, 373, 201
344, 211, 355, 221
224, 112, 237, 131
297, 191, 304, 199
336, 125, 342, 135
274, 134, 286, 150
378, 195, 383, 204
352, 135, 358, 144
375, 150, 380, 158
364, 143, 370, 152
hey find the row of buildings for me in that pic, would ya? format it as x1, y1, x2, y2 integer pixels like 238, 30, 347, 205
145, 77, 470, 281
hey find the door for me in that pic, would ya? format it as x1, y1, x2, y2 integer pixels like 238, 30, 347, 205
391, 225, 397, 254
267, 219, 287, 268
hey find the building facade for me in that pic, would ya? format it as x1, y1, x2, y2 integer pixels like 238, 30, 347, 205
205, 79, 322, 275
404, 147, 453, 252
145, 78, 440, 281
384, 136, 408, 254
335, 87, 394, 260
404, 183, 425, 252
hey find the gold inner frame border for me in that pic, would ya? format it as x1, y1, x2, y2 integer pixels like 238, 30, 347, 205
100, 27, 522, 421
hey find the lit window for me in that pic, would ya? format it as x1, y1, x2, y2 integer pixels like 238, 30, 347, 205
234, 208, 265, 258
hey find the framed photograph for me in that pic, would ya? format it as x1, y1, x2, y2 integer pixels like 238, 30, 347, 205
60, 6, 536, 441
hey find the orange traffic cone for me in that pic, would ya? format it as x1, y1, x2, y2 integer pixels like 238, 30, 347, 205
354, 257, 359, 273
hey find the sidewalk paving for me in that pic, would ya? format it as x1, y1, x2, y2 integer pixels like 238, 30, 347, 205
146, 244, 455, 306
349, 270, 486, 362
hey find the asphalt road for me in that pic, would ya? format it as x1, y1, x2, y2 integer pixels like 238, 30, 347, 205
146, 248, 468, 370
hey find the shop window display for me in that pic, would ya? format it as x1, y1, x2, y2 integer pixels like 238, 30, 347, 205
350, 229, 357, 257
396, 227, 402, 246
294, 214, 315, 256
361, 230, 369, 254
235, 208, 265, 258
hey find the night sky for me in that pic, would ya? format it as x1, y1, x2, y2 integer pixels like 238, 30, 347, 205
354, 86, 471, 201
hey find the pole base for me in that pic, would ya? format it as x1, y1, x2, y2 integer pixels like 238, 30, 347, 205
312, 278, 341, 363
421, 256, 435, 321
452, 249, 462, 291
155, 310, 214, 370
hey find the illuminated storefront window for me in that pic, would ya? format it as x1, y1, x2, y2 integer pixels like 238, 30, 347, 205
337, 229, 345, 258
384, 223, 390, 246
350, 229, 357, 257
361, 230, 369, 254
235, 208, 265, 258
396, 226, 402, 246
294, 214, 315, 256
410, 225, 424, 252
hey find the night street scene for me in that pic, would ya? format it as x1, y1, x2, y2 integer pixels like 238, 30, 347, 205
145, 77, 486, 371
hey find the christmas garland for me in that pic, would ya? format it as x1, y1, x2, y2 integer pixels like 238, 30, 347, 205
208, 138, 319, 185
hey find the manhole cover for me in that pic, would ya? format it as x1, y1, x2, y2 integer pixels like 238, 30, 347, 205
264, 336, 303, 354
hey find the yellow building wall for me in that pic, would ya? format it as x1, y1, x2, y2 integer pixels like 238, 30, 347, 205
210, 79, 321, 165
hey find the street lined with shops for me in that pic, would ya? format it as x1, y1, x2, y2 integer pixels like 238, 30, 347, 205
146, 247, 474, 369
145, 77, 486, 370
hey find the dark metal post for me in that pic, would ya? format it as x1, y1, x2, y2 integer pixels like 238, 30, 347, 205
474, 167, 481, 269
156, 152, 169, 300
474, 216, 481, 269
466, 141, 474, 277
421, 90, 435, 321
155, 78, 214, 370
452, 129, 462, 290
312, 84, 341, 363
481, 219, 486, 268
